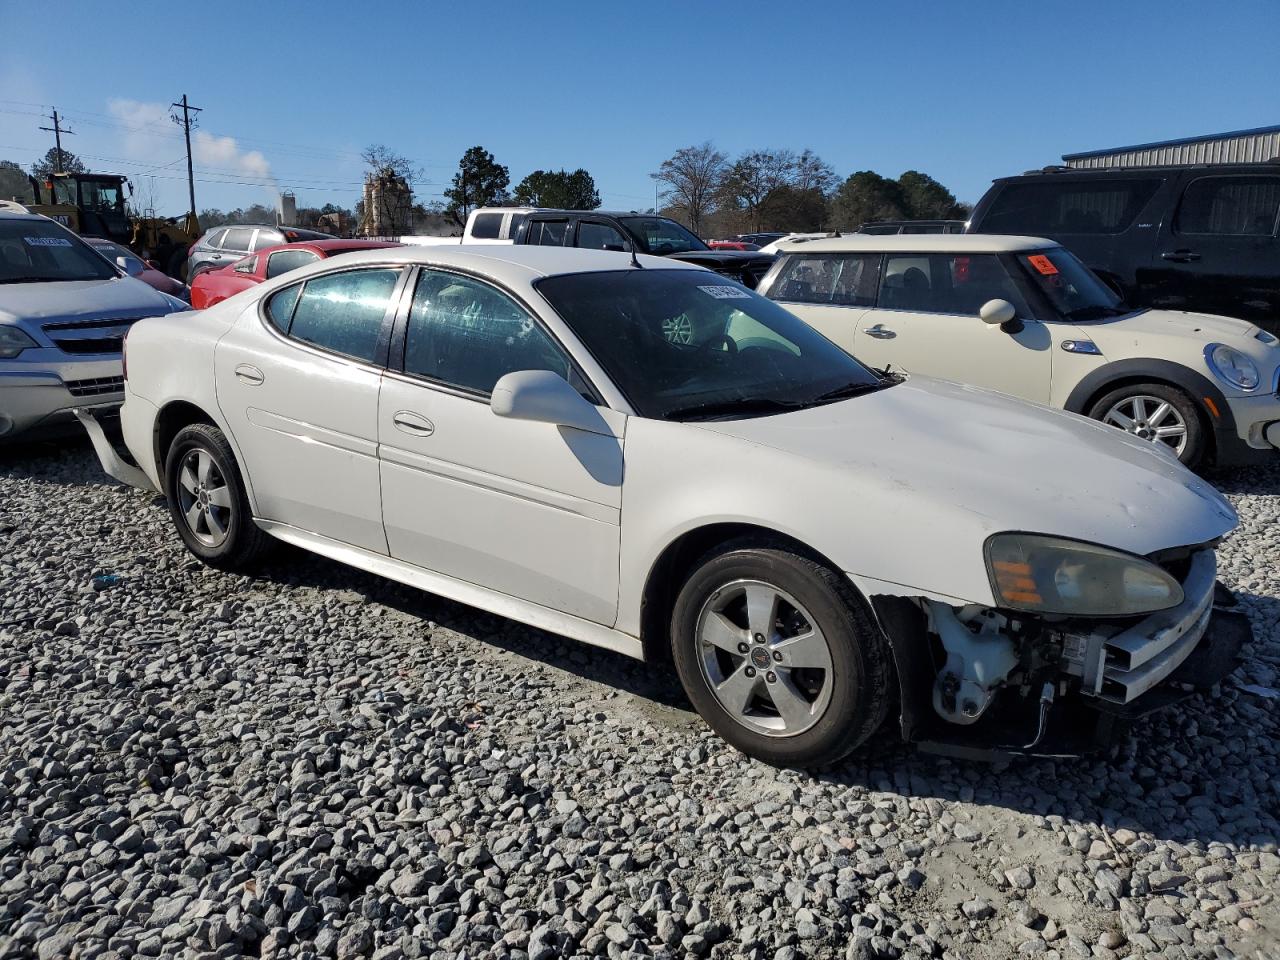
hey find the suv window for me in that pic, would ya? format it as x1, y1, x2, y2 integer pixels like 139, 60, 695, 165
282, 267, 400, 362
222, 227, 255, 252
202, 228, 227, 249
251, 229, 283, 252
878, 254, 1028, 316
526, 220, 570, 246
1176, 176, 1280, 236
576, 221, 630, 251
770, 254, 880, 306
980, 179, 1162, 234
469, 213, 503, 239
266, 248, 320, 279
403, 270, 574, 395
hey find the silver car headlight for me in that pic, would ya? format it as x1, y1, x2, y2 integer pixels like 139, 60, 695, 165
1205, 343, 1260, 391
0, 326, 40, 359
985, 533, 1183, 617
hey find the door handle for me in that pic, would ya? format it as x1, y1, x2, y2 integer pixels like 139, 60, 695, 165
1160, 250, 1201, 263
392, 411, 435, 437
864, 324, 897, 339
234, 364, 264, 385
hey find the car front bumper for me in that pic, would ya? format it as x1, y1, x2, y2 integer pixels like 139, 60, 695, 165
0, 358, 124, 440
1220, 388, 1280, 460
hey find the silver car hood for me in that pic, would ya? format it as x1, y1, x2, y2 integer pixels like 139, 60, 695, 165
695, 376, 1237, 559
0, 277, 173, 327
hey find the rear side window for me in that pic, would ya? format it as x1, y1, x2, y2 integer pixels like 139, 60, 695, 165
202, 229, 226, 249
878, 254, 1028, 317
469, 213, 503, 239
769, 254, 880, 307
266, 248, 320, 279
980, 179, 1162, 235
222, 227, 255, 252
576, 221, 630, 251
251, 230, 283, 252
1176, 176, 1280, 236
283, 268, 401, 362
526, 220, 570, 246
266, 284, 301, 332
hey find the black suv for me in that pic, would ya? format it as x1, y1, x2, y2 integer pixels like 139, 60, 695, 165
968, 163, 1280, 332
502, 210, 776, 288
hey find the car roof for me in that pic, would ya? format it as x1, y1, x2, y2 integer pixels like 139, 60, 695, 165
775, 234, 1057, 254
257, 239, 402, 256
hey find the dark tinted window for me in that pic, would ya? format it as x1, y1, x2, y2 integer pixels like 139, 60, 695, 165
403, 270, 572, 395
469, 213, 503, 239
506, 213, 528, 239
878, 254, 1028, 316
576, 221, 630, 251
222, 227, 255, 251
266, 248, 320, 279
251, 230, 283, 252
527, 220, 570, 246
286, 268, 400, 362
979, 179, 1162, 235
769, 253, 880, 306
619, 217, 707, 254
1176, 176, 1280, 236
266, 284, 301, 332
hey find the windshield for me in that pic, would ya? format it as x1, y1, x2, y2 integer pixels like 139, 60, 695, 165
87, 240, 142, 271
0, 219, 118, 283
619, 217, 709, 255
79, 180, 125, 212
1016, 247, 1125, 320
535, 269, 888, 420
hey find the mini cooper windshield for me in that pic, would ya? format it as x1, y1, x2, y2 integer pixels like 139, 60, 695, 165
1018, 247, 1128, 321
0, 219, 119, 283
536, 269, 889, 420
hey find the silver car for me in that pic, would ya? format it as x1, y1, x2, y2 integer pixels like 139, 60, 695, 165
0, 207, 187, 441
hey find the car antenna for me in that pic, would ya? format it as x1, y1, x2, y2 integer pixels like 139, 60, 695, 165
630, 245, 644, 269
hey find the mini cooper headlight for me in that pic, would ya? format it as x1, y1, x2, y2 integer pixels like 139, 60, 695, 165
985, 533, 1183, 617
1206, 343, 1260, 391
0, 326, 39, 359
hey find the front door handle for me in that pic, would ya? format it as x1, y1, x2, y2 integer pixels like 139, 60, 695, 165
234, 364, 264, 385
392, 411, 435, 437
1161, 250, 1201, 263
864, 324, 897, 339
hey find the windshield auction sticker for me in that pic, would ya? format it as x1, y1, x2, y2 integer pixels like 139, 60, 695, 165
698, 285, 751, 300
1026, 254, 1059, 275
24, 236, 73, 247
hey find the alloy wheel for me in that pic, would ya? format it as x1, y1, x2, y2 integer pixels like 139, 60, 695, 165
1102, 394, 1189, 456
176, 448, 233, 548
695, 579, 834, 737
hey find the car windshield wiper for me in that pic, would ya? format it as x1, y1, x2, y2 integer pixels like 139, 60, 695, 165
663, 396, 806, 422
808, 379, 893, 404
0, 276, 78, 284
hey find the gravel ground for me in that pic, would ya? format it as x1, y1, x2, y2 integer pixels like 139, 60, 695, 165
0, 440, 1277, 960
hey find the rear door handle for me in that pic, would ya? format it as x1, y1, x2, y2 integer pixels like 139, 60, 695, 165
864, 324, 897, 339
234, 364, 264, 385
392, 411, 435, 437
1161, 250, 1201, 262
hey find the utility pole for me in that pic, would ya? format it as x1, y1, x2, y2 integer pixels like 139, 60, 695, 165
38, 108, 74, 174
170, 94, 202, 225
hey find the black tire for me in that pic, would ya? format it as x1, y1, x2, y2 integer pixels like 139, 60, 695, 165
163, 423, 272, 571
670, 539, 892, 767
1087, 381, 1207, 468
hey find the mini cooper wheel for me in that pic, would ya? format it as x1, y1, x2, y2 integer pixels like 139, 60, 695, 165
164, 423, 271, 570
1088, 382, 1205, 468
670, 540, 892, 767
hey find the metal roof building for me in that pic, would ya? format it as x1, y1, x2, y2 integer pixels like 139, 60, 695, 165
1063, 124, 1280, 169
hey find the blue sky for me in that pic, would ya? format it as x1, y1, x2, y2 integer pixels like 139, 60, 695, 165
1, 0, 1276, 218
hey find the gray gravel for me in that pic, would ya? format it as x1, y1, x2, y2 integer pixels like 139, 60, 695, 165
1, 441, 1277, 960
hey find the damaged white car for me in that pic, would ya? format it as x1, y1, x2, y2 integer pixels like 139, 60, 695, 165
80, 246, 1250, 765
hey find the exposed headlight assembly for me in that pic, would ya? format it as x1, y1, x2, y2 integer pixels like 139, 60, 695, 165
0, 326, 39, 359
985, 533, 1183, 617
1205, 343, 1260, 391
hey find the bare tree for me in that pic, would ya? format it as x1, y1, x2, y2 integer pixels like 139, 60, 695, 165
360, 144, 419, 236
650, 142, 728, 236
793, 149, 838, 194
720, 149, 797, 233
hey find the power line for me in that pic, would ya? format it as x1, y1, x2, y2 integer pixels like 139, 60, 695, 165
37, 108, 75, 173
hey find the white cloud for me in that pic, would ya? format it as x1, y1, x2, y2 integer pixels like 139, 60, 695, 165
192, 130, 272, 181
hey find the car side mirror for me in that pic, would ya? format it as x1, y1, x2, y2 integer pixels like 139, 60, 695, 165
491, 370, 607, 434
979, 299, 1017, 327
116, 255, 144, 277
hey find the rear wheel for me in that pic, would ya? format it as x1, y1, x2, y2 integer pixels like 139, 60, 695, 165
670, 540, 892, 767
1088, 382, 1206, 467
164, 423, 271, 570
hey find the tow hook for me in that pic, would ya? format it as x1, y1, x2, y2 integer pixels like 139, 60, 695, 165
1021, 681, 1056, 750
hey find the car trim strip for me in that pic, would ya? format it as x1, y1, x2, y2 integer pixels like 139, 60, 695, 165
245, 407, 378, 460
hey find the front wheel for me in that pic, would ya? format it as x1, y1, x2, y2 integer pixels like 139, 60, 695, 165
670, 540, 892, 767
164, 423, 271, 570
1088, 382, 1206, 468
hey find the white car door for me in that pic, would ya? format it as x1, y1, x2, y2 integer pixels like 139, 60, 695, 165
766, 251, 879, 356
215, 265, 408, 553
377, 268, 624, 625
852, 252, 1053, 404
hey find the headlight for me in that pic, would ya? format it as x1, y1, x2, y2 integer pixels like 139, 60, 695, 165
0, 327, 39, 359
985, 533, 1183, 617
1205, 343, 1260, 391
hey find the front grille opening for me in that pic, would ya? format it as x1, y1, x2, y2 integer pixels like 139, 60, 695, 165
65, 376, 124, 397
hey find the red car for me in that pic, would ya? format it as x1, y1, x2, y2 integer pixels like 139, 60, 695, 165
190, 239, 401, 309
706, 239, 761, 252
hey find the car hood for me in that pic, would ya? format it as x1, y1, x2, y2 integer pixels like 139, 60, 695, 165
0, 277, 175, 326
694, 376, 1237, 561
667, 250, 775, 267
1091, 308, 1260, 343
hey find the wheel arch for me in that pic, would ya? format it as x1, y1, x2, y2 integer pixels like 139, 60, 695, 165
153, 399, 218, 476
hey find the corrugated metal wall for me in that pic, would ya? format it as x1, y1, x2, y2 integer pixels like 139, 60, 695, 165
1066, 130, 1280, 168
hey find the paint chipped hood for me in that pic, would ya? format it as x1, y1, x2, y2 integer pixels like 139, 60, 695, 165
692, 376, 1237, 602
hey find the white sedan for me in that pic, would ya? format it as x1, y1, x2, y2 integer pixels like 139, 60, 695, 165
82, 246, 1249, 765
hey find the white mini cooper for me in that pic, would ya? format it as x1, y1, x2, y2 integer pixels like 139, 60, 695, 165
81, 246, 1249, 765
760, 235, 1280, 469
